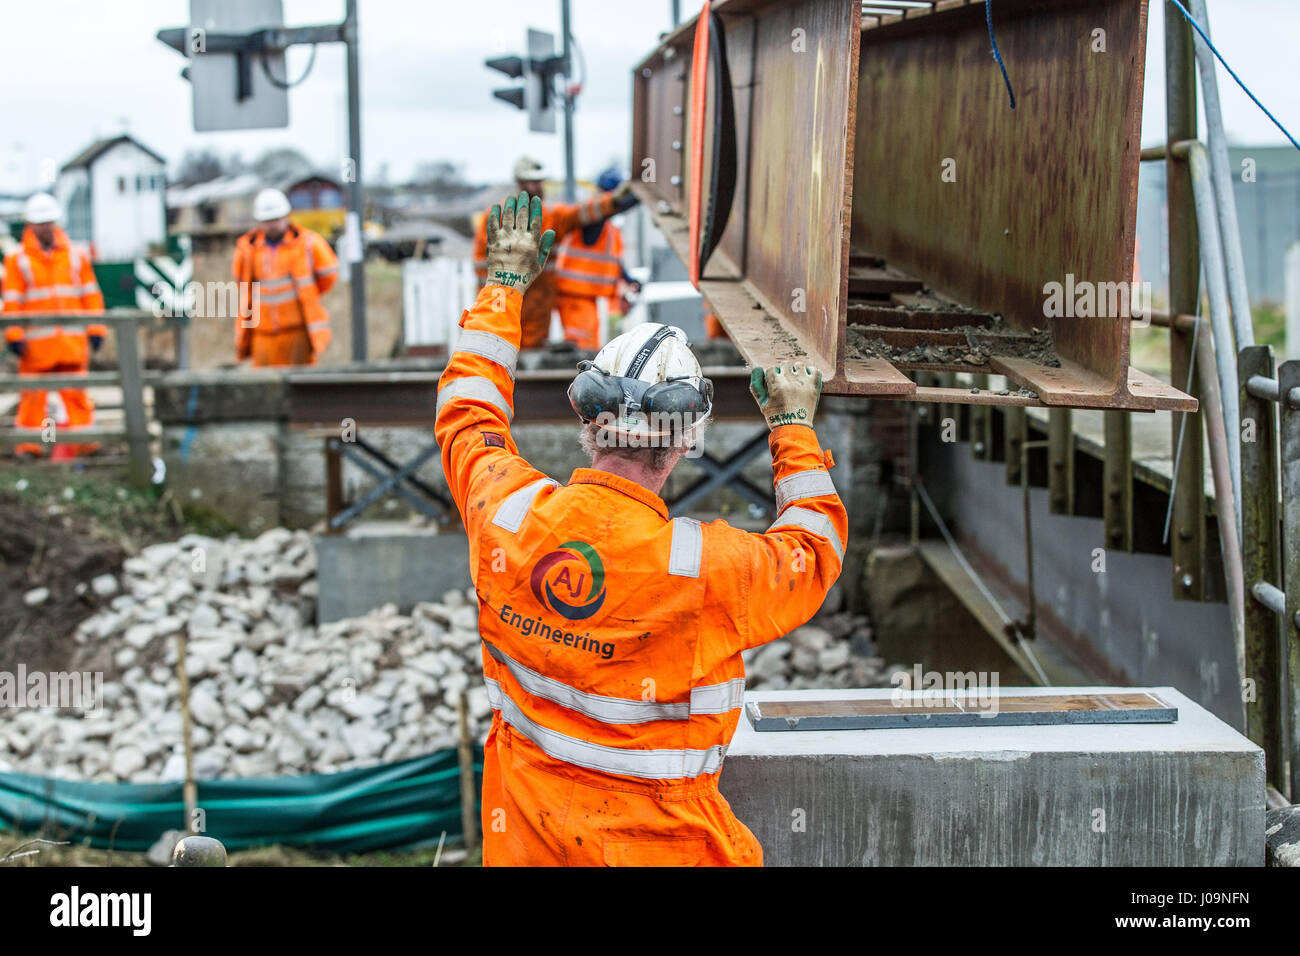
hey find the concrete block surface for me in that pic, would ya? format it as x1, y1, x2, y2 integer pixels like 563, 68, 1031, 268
719, 686, 1264, 866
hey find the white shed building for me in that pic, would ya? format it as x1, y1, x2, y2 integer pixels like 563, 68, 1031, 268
56, 135, 167, 261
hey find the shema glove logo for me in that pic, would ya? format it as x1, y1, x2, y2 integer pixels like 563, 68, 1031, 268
530, 540, 607, 620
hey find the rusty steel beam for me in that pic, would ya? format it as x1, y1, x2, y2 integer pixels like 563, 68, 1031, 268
285, 368, 759, 429
632, 0, 1194, 412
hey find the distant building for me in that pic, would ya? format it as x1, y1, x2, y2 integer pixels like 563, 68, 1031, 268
55, 135, 167, 261
1137, 145, 1300, 306
167, 170, 346, 246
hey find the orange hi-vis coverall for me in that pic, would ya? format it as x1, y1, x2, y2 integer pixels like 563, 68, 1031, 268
554, 221, 625, 350
473, 192, 619, 349
435, 283, 847, 866
232, 224, 339, 367
3, 226, 107, 458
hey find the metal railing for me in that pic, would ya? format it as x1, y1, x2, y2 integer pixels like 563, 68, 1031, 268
0, 310, 154, 486
1238, 347, 1300, 798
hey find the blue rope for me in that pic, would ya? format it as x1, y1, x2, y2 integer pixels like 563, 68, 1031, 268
985, 0, 1016, 110
1167, 0, 1299, 152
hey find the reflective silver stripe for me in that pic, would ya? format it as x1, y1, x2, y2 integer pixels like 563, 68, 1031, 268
454, 328, 518, 379
774, 468, 837, 511
490, 477, 555, 533
2, 291, 21, 302
484, 678, 726, 779
668, 517, 702, 578
294, 274, 315, 288
690, 678, 746, 715
559, 247, 619, 264
18, 285, 83, 301
15, 253, 35, 286
307, 321, 330, 331
315, 264, 339, 276
436, 374, 513, 423
22, 326, 62, 341
484, 641, 688, 723
555, 268, 617, 285
78, 283, 101, 297
767, 506, 845, 562
257, 289, 298, 305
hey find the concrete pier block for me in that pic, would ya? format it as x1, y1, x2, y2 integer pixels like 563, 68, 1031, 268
719, 686, 1264, 866
314, 524, 471, 623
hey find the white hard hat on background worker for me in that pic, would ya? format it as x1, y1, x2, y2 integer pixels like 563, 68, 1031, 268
23, 192, 61, 224
252, 188, 292, 222
513, 156, 548, 183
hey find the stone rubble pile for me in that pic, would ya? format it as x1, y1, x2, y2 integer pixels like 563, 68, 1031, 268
0, 529, 897, 784
741, 611, 901, 691
1, 529, 491, 783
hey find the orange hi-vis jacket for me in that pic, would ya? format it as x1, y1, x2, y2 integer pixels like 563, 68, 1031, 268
435, 284, 847, 866
232, 224, 339, 366
554, 222, 624, 299
555, 222, 627, 350
473, 192, 619, 349
3, 226, 107, 373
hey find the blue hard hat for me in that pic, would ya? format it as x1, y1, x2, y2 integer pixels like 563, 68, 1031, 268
596, 169, 623, 193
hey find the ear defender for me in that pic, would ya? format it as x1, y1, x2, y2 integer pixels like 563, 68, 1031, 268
568, 362, 628, 423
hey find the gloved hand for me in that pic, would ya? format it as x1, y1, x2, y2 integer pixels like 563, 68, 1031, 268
749, 364, 823, 431
485, 191, 555, 294
88, 334, 104, 352
612, 180, 639, 211
6, 339, 25, 358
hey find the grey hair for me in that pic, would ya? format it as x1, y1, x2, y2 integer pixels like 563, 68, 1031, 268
578, 421, 704, 472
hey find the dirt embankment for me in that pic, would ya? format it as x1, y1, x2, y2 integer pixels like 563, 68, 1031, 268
0, 492, 124, 675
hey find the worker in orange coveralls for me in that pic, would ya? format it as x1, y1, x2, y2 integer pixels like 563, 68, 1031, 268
2, 192, 107, 459
473, 157, 638, 349
232, 188, 339, 367
437, 191, 845, 866
554, 169, 641, 350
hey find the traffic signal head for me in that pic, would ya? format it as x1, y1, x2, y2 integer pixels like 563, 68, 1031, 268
485, 55, 525, 79
493, 88, 526, 110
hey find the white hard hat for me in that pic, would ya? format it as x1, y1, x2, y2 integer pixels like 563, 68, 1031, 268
24, 192, 61, 225
569, 323, 713, 442
513, 156, 548, 182
252, 188, 292, 222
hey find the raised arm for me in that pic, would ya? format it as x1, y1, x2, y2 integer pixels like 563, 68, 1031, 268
435, 192, 556, 540
706, 365, 847, 658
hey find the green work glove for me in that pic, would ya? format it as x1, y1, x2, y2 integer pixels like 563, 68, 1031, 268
485, 191, 556, 293
749, 364, 823, 430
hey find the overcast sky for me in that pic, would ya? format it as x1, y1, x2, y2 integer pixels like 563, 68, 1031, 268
0, 0, 1295, 191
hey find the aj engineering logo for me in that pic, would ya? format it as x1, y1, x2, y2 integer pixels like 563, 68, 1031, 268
529, 540, 607, 620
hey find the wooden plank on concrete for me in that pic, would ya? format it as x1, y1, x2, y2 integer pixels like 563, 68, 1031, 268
747, 691, 1177, 731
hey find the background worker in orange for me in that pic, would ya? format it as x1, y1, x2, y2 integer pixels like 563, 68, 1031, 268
473, 157, 638, 349
438, 192, 845, 866
232, 188, 339, 367
3, 192, 107, 459
554, 168, 642, 350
